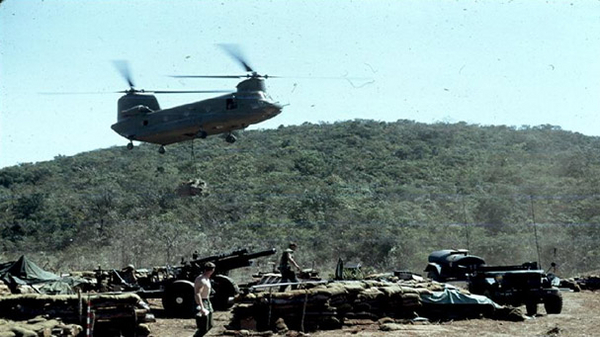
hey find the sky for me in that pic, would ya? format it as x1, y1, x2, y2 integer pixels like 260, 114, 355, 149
1, 0, 599, 168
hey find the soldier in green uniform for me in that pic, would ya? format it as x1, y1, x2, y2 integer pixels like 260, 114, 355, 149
278, 242, 302, 292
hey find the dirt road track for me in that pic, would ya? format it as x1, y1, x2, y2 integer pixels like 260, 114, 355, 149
149, 291, 599, 336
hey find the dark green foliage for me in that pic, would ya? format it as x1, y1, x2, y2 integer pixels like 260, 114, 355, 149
1, 120, 600, 276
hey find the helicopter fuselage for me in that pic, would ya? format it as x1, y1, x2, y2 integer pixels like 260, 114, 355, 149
111, 87, 282, 146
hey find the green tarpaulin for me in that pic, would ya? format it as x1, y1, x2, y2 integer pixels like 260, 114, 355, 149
0, 255, 87, 294
421, 288, 502, 309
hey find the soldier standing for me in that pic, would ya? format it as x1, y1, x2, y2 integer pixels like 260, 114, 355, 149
278, 242, 302, 292
121, 264, 137, 286
194, 262, 215, 337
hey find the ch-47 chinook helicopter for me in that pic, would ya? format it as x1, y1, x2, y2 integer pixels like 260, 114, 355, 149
111, 46, 283, 153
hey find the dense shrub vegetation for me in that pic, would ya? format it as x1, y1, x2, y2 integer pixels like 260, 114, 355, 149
1, 120, 599, 277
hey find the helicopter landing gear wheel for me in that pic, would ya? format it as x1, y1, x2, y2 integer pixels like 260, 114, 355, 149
126, 142, 134, 150
225, 133, 237, 144
158, 145, 166, 154
197, 130, 208, 139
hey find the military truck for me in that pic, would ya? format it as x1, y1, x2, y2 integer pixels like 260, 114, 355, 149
468, 262, 562, 316
425, 250, 562, 315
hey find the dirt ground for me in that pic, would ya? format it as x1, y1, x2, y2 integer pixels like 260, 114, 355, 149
148, 290, 599, 337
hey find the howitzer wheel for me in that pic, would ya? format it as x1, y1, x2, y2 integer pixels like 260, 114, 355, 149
162, 280, 196, 318
525, 300, 538, 316
427, 270, 440, 281
544, 292, 563, 314
211, 275, 239, 311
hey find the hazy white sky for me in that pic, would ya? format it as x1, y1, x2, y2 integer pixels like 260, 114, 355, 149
1, 0, 599, 168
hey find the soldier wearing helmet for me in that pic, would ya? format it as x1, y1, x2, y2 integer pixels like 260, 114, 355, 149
278, 242, 302, 292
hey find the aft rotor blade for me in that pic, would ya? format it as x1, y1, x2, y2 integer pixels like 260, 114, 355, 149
218, 44, 254, 73
112, 60, 135, 88
114, 89, 232, 94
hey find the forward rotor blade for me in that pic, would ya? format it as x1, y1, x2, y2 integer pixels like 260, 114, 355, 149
41, 89, 231, 95
40, 91, 113, 95
150, 89, 232, 94
112, 60, 135, 88
170, 74, 368, 80
218, 44, 254, 73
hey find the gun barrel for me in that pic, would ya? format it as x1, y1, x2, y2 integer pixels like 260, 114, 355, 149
191, 249, 249, 265
245, 248, 277, 260
190, 248, 277, 274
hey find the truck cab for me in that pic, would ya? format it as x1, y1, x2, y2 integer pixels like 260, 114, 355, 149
425, 249, 486, 282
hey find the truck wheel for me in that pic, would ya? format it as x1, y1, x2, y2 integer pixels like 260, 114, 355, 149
162, 280, 196, 318
525, 301, 538, 316
544, 293, 563, 314
212, 275, 239, 311
427, 270, 440, 281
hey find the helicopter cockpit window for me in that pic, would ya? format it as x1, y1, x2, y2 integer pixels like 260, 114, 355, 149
226, 98, 238, 110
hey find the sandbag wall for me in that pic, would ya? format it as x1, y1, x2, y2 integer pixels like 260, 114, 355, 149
0, 293, 153, 337
575, 275, 600, 291
0, 316, 82, 337
231, 280, 437, 332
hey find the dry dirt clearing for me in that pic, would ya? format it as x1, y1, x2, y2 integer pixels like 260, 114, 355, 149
149, 291, 599, 337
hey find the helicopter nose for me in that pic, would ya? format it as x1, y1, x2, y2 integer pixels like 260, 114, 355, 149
267, 102, 283, 116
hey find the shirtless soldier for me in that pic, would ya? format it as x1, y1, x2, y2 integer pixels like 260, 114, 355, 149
194, 262, 215, 337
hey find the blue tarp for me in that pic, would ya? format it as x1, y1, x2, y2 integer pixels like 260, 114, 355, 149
421, 288, 503, 309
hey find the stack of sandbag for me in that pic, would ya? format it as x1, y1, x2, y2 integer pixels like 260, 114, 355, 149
0, 282, 10, 296
574, 275, 600, 291
0, 316, 82, 337
230, 280, 431, 332
0, 293, 154, 336
558, 278, 582, 292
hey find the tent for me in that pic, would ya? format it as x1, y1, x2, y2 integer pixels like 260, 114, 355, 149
0, 255, 87, 294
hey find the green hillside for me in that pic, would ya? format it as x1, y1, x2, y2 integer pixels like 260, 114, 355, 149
1, 120, 599, 276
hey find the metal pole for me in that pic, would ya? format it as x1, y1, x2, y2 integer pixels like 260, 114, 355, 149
301, 290, 308, 333
191, 139, 195, 163
530, 195, 542, 269
461, 195, 470, 251
86, 295, 92, 337
267, 287, 273, 330
78, 290, 82, 324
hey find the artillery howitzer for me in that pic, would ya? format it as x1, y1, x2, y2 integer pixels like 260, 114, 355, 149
135, 248, 276, 317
